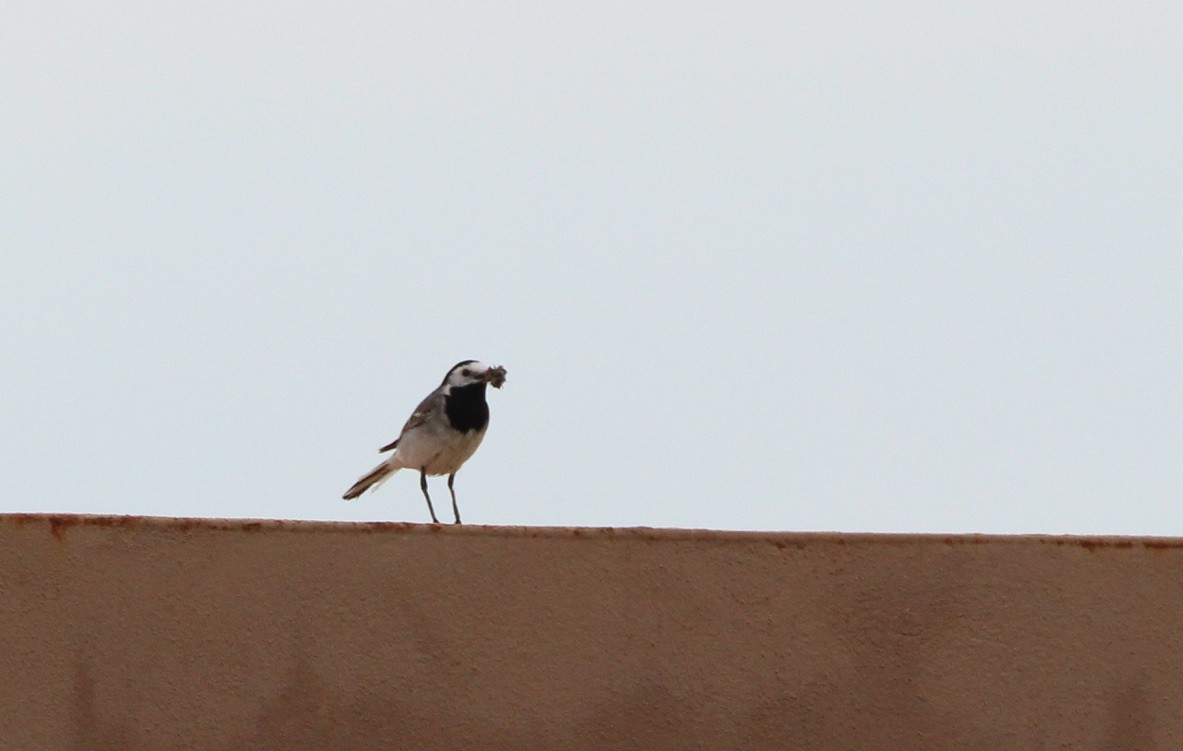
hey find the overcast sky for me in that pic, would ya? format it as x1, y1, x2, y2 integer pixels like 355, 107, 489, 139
3, 4, 1181, 534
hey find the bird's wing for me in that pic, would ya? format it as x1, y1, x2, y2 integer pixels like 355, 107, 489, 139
379, 389, 442, 452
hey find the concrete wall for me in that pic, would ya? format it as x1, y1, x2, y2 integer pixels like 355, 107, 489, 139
1, 514, 1181, 750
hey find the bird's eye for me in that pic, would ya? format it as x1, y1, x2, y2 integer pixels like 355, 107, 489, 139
461, 369, 472, 377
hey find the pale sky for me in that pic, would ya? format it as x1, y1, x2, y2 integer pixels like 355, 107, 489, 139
3, 4, 1181, 533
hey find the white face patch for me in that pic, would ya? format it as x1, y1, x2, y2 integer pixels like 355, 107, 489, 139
447, 361, 490, 387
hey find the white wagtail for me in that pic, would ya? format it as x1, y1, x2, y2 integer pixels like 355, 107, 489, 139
343, 360, 507, 524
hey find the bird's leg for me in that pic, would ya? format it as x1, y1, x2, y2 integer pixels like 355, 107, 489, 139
420, 469, 440, 524
448, 473, 462, 525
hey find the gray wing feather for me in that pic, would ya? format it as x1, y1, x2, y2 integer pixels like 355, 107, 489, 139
379, 388, 443, 452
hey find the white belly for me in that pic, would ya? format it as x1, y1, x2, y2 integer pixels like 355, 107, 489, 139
394, 427, 487, 476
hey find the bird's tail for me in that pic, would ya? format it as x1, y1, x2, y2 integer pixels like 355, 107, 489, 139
343, 461, 399, 500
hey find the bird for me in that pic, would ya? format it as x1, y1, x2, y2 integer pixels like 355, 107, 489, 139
343, 360, 507, 524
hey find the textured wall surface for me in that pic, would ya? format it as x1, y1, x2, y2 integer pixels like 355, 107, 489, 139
1, 515, 1181, 750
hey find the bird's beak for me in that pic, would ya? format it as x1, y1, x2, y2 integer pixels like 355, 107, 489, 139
484, 365, 508, 388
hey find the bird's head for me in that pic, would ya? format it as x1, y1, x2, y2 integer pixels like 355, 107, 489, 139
443, 360, 508, 390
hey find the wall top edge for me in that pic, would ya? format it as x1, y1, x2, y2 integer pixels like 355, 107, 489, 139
2, 513, 1181, 551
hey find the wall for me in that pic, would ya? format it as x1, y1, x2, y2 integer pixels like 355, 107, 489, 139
1, 514, 1180, 750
